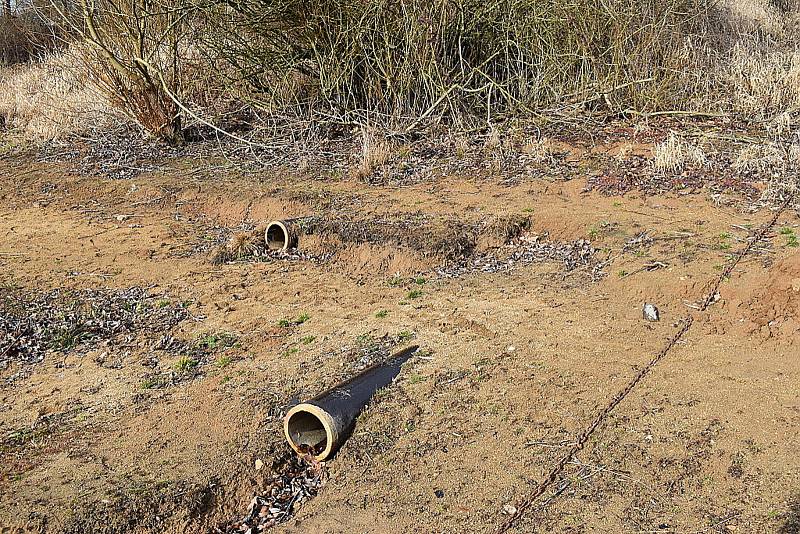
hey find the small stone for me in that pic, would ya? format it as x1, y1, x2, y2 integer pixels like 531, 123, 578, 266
506, 345, 516, 353
502, 504, 517, 515
255, 459, 264, 471
643, 303, 660, 322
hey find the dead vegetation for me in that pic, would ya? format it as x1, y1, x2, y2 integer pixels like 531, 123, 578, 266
436, 233, 599, 279
0, 49, 114, 140
0, 0, 798, 148
0, 287, 188, 367
219, 452, 327, 533
653, 133, 708, 173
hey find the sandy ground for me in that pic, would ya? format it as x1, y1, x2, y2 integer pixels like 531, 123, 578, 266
0, 146, 799, 533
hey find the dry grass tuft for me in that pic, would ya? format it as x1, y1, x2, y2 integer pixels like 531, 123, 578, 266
718, 0, 789, 34
208, 226, 267, 265
350, 129, 394, 181
653, 132, 708, 172
734, 139, 800, 173
0, 49, 115, 140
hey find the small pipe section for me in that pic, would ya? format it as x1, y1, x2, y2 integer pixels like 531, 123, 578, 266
265, 220, 298, 252
284, 345, 419, 461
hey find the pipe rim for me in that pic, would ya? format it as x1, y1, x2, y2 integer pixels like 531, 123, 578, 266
265, 220, 290, 252
284, 403, 338, 461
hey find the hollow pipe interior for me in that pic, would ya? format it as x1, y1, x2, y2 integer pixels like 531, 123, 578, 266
284, 404, 336, 460
265, 222, 288, 251
286, 410, 327, 449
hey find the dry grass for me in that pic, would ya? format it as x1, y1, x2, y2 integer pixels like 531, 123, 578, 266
209, 226, 267, 265
733, 139, 800, 173
699, 0, 800, 123
719, 0, 790, 33
653, 132, 708, 173
725, 45, 800, 120
0, 49, 115, 140
350, 129, 395, 181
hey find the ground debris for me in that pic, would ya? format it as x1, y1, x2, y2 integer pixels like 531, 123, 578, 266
643, 303, 660, 322
436, 233, 597, 278
301, 213, 479, 261
622, 231, 654, 253
218, 453, 327, 533
0, 287, 188, 367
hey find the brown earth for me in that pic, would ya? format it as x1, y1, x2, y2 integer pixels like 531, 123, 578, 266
0, 142, 799, 534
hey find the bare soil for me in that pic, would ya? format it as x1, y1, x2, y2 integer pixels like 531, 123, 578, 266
0, 132, 799, 534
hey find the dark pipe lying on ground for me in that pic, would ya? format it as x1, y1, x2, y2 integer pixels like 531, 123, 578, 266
284, 345, 419, 461
265, 220, 298, 251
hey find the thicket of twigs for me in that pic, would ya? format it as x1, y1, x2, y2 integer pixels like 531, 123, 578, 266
199, 0, 707, 121
0, 5, 60, 65
0, 0, 798, 144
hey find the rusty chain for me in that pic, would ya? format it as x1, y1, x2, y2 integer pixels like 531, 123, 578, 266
494, 194, 794, 534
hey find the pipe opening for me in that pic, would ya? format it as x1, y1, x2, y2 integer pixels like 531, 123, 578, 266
266, 222, 288, 251
286, 409, 329, 455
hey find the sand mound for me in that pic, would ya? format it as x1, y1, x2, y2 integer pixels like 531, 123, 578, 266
746, 253, 800, 340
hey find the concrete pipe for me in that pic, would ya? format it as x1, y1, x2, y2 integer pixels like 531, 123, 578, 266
265, 220, 299, 252
284, 345, 419, 461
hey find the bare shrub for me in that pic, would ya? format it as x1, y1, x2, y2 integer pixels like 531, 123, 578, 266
50, 0, 202, 144
5, 0, 799, 146
0, 7, 60, 65
200, 0, 711, 126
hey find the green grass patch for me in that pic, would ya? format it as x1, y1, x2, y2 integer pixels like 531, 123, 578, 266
173, 356, 198, 374
278, 313, 311, 327
195, 332, 238, 351
214, 355, 233, 368
406, 289, 423, 300
398, 330, 414, 342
